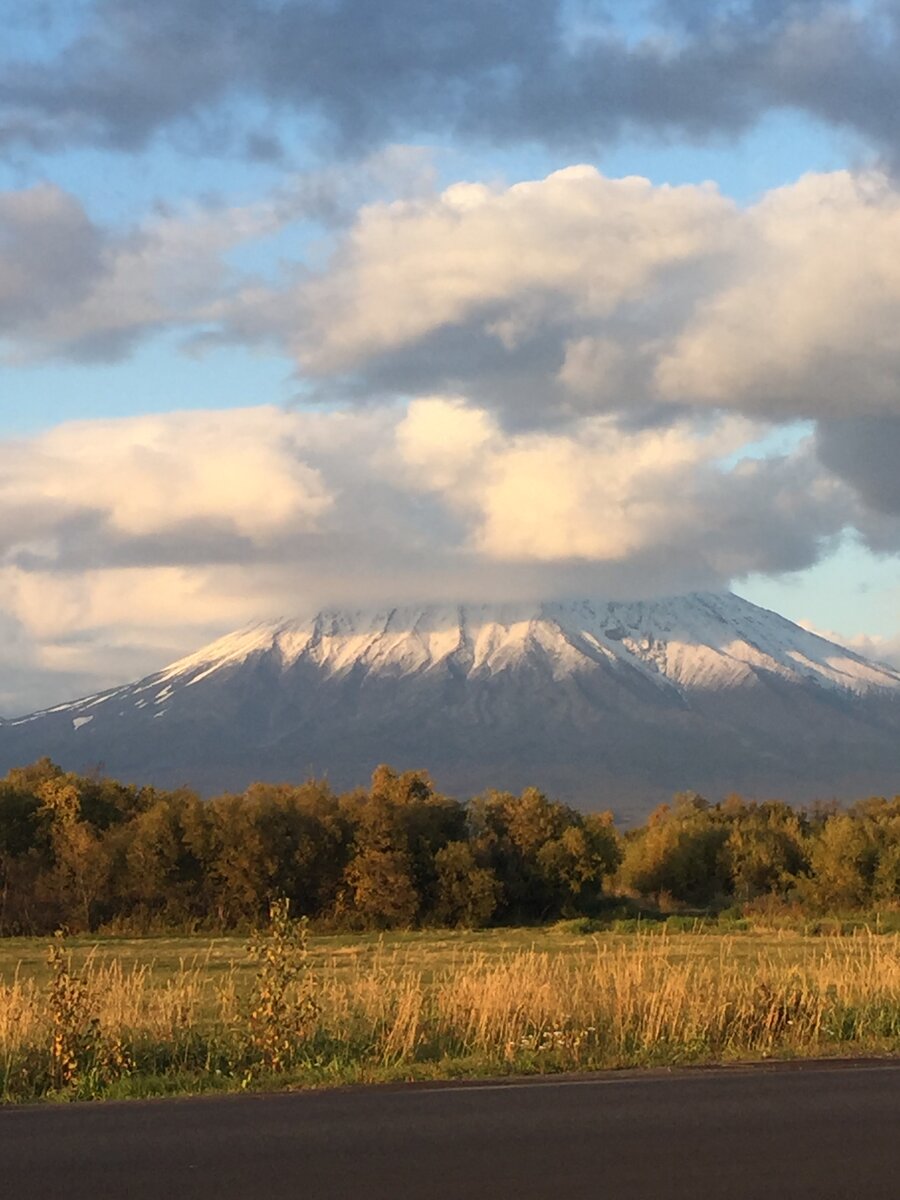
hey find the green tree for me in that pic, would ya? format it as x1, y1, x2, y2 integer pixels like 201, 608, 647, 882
122, 790, 212, 927
801, 812, 878, 910
432, 841, 501, 927
723, 797, 806, 903
618, 794, 730, 906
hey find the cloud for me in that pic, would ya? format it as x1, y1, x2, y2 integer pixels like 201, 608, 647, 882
0, 399, 856, 711
0, 148, 437, 364
2, 2, 900, 163
0, 182, 284, 362
300, 168, 733, 372
796, 620, 900, 671
0, 407, 332, 568
219, 165, 738, 422
216, 165, 900, 436
14, 165, 900, 442
656, 171, 900, 418
0, 185, 106, 334
393, 398, 836, 570
815, 417, 900, 528
9, 164, 900, 570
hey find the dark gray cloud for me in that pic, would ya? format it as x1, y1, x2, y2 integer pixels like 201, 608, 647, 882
0, 185, 105, 330
1, 1, 898, 160
0, 182, 175, 360
811, 418, 900, 558
816, 416, 900, 517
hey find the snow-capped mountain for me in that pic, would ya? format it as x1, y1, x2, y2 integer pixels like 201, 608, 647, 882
3, 593, 900, 817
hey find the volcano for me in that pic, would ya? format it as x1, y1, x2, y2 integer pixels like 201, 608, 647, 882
3, 593, 900, 819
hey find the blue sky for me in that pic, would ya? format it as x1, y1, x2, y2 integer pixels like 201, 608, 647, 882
2, 0, 900, 709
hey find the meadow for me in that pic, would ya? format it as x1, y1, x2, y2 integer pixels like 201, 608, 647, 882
1, 919, 898, 1103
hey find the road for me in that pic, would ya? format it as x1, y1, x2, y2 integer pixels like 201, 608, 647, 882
2, 1060, 898, 1199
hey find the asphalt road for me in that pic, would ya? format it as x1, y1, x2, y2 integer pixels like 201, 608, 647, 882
2, 1060, 898, 1199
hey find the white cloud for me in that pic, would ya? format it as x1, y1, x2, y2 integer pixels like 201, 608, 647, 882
15, 165, 900, 437
25, 407, 330, 539
796, 621, 900, 671
0, 399, 857, 711
0, 407, 331, 564
234, 166, 735, 388
656, 171, 900, 418
211, 165, 900, 436
394, 398, 766, 562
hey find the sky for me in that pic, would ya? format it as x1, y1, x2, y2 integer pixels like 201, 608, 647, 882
3, 0, 900, 712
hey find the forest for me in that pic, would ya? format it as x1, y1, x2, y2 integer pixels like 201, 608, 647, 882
1, 758, 899, 935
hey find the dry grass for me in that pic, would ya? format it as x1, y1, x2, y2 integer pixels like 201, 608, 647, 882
1, 928, 898, 1101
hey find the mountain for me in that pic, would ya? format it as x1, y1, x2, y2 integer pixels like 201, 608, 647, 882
3, 592, 900, 819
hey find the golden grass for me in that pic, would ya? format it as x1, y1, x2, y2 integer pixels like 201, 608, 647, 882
1, 929, 898, 1101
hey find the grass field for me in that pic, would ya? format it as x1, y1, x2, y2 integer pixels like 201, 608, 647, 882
0, 922, 895, 985
1, 923, 899, 1103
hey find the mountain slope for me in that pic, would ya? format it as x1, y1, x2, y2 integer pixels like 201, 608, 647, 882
3, 593, 900, 817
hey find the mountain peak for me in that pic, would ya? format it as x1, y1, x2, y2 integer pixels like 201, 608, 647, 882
149, 591, 900, 698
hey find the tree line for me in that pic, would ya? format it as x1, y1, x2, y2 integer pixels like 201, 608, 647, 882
0, 758, 898, 934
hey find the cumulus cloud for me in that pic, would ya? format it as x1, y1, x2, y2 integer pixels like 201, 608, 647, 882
656, 171, 900, 418
215, 165, 900, 435
283, 168, 732, 371
394, 398, 820, 567
219, 166, 739, 421
9, 164, 900, 587
0, 398, 856, 711
0, 407, 332, 570
2, 2, 900, 163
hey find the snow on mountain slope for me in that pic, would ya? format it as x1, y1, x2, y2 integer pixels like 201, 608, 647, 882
544, 594, 900, 694
50, 591, 899, 714
11, 591, 900, 728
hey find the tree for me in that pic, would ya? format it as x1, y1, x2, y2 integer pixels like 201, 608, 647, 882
0, 780, 50, 933
37, 775, 109, 931
343, 846, 420, 928
802, 813, 878, 911
618, 794, 730, 906
433, 841, 501, 927
723, 798, 806, 902
122, 790, 212, 926
537, 815, 621, 915
467, 788, 615, 920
